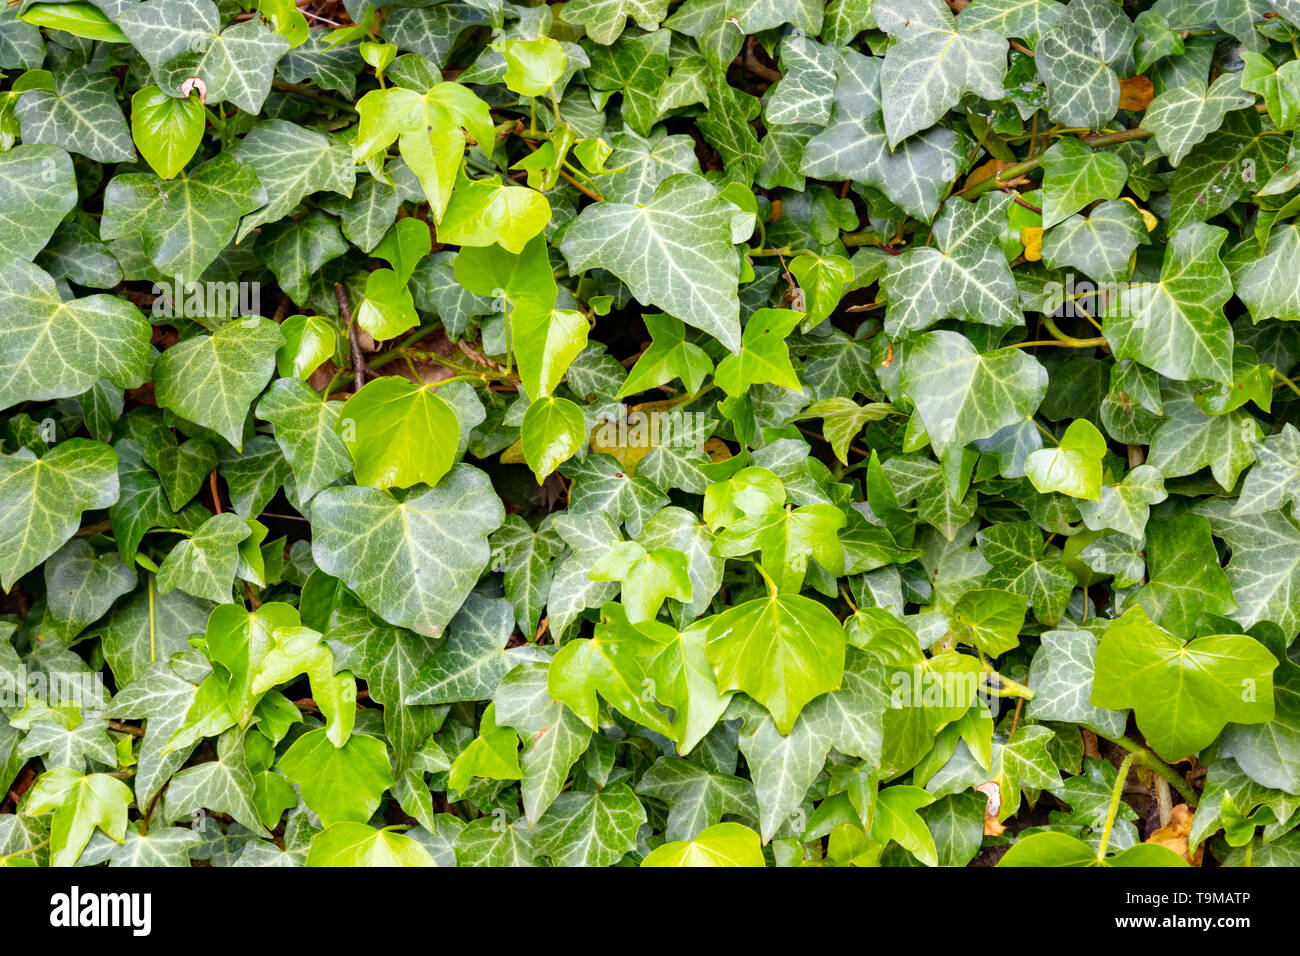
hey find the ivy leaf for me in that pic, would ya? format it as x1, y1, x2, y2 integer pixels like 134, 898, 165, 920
1233, 424, 1300, 517
1042, 199, 1148, 283
1024, 419, 1105, 500
705, 589, 846, 735
0, 256, 152, 412
589, 543, 692, 623
160, 729, 267, 836
617, 314, 712, 399
767, 34, 837, 126
1197, 499, 1300, 638
438, 176, 550, 253
1168, 111, 1289, 232
310, 465, 505, 636
794, 398, 893, 465
41, 539, 136, 642
1076, 463, 1167, 539
255, 378, 351, 502
880, 194, 1021, 335
336, 376, 459, 490
153, 317, 284, 450
870, 784, 937, 865
1026, 629, 1128, 737
977, 521, 1074, 625
1130, 513, 1236, 636
1102, 223, 1234, 385
1232, 222, 1300, 324
157, 513, 251, 604
640, 821, 764, 866
513, 308, 590, 401
15, 67, 134, 162
714, 308, 805, 397
560, 173, 741, 353
1034, 0, 1135, 129
494, 662, 592, 824
278, 729, 394, 827
999, 830, 1186, 866
560, 0, 668, 45
306, 822, 435, 866
532, 783, 646, 867
0, 144, 76, 259
1092, 607, 1277, 760
948, 587, 1028, 656
403, 593, 516, 708
801, 49, 965, 222
1038, 138, 1126, 228
521, 396, 586, 482
21, 767, 132, 867
899, 331, 1048, 456
232, 120, 354, 242
0, 439, 118, 592
877, 0, 1007, 147
1142, 73, 1254, 167
1147, 384, 1260, 492
102, 151, 265, 281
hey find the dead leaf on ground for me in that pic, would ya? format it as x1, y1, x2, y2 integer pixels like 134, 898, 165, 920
1145, 803, 1202, 865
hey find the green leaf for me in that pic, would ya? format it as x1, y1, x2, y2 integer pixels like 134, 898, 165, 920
1041, 199, 1148, 283
532, 783, 646, 867
899, 331, 1048, 456
1130, 513, 1236, 635
560, 0, 669, 45
310, 465, 504, 636
999, 830, 1187, 866
21, 767, 132, 867
640, 821, 764, 866
705, 589, 846, 735
1024, 419, 1105, 500
438, 176, 550, 254
1034, 0, 1134, 129
802, 49, 965, 222
256, 378, 351, 502
15, 67, 134, 163
0, 144, 76, 259
1092, 606, 1277, 760
521, 396, 586, 483
1197, 499, 1300, 638
336, 376, 460, 490
1038, 138, 1127, 228
130, 86, 204, 180
278, 729, 394, 827
877, 0, 1007, 147
1102, 223, 1234, 385
881, 194, 1021, 336
948, 587, 1027, 656
153, 317, 284, 449
0, 256, 151, 412
306, 822, 435, 866
1026, 628, 1128, 737
547, 602, 676, 736
714, 308, 805, 397
561, 173, 741, 353
617, 314, 712, 399
1232, 221, 1300, 324
0, 439, 118, 592
101, 152, 266, 280
1142, 73, 1254, 167
41, 539, 136, 642
1233, 424, 1300, 517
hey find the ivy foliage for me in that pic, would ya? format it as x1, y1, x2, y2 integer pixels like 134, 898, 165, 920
1, 0, 1300, 869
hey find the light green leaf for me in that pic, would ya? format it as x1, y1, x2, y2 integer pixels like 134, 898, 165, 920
1092, 606, 1277, 760
336, 376, 459, 490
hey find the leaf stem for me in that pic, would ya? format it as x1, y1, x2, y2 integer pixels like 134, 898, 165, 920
1100, 733, 1200, 807
1097, 751, 1136, 859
